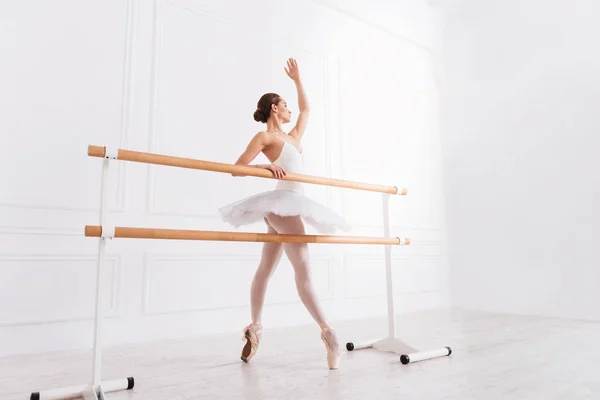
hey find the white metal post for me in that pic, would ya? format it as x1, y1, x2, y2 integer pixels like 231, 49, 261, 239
382, 193, 396, 339
88, 158, 111, 399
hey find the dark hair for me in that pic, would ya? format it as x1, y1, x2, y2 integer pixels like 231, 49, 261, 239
253, 93, 281, 123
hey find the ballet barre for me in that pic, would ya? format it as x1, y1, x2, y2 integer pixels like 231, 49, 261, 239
87, 145, 408, 195
31, 145, 450, 400
84, 225, 410, 245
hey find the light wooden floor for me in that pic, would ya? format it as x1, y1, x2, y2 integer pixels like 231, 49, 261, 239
2, 309, 600, 399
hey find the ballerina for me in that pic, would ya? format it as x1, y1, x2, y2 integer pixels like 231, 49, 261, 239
219, 58, 349, 369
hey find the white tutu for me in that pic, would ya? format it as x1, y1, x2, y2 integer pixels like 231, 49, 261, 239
219, 189, 351, 234
219, 136, 350, 234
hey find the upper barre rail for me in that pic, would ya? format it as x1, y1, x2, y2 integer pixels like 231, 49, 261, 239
88, 145, 407, 195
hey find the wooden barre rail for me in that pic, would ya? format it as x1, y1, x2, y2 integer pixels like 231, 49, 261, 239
88, 145, 407, 195
84, 226, 410, 245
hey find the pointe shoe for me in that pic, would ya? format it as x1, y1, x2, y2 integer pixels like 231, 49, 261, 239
241, 322, 262, 363
321, 327, 341, 370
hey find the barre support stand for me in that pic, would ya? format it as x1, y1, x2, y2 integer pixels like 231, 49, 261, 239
345, 194, 452, 365
31, 150, 134, 400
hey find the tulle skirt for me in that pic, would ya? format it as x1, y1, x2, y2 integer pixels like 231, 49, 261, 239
219, 189, 351, 234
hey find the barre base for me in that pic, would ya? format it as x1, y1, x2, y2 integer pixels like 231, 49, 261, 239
346, 337, 451, 365
31, 377, 134, 400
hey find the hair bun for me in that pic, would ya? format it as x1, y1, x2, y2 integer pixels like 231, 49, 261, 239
253, 93, 280, 123
253, 109, 265, 123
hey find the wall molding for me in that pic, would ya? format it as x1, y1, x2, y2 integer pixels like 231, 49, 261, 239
0, 254, 122, 327
0, 0, 135, 214
142, 252, 334, 316
342, 254, 443, 299
0, 226, 82, 236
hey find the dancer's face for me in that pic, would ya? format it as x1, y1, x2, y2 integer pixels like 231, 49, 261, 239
272, 99, 292, 123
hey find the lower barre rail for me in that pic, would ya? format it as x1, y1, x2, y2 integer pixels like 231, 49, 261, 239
84, 225, 410, 245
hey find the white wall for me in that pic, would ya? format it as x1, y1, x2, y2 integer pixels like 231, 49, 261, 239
439, 0, 600, 319
0, 0, 444, 356
314, 0, 442, 49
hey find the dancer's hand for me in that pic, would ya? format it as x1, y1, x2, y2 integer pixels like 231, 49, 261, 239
266, 164, 286, 179
284, 58, 300, 82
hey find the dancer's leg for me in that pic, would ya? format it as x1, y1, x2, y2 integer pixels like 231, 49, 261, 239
265, 213, 341, 368
250, 219, 284, 325
264, 214, 331, 329
241, 220, 283, 362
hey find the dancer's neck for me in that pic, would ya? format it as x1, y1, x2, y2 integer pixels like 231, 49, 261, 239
266, 120, 285, 135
